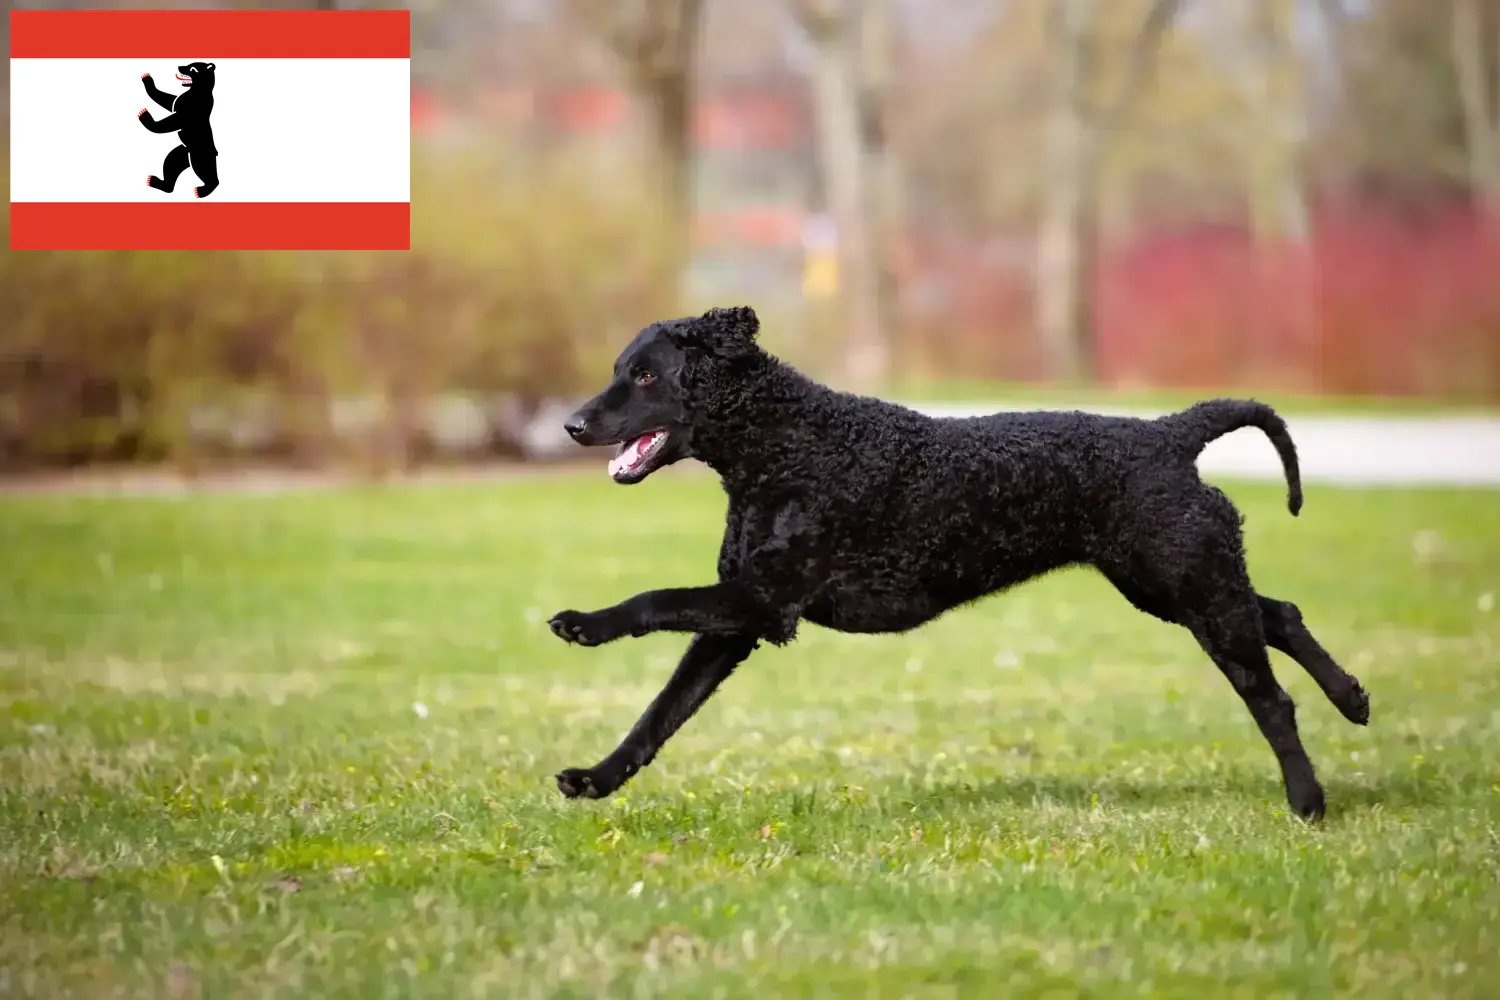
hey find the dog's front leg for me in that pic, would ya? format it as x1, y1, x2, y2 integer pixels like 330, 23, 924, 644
549, 502, 819, 647
548, 581, 789, 646
556, 632, 759, 799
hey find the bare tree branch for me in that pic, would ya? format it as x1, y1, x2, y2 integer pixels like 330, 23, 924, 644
572, 0, 650, 61
1097, 0, 1186, 138
570, 0, 702, 86
566, 0, 706, 304
791, 0, 846, 43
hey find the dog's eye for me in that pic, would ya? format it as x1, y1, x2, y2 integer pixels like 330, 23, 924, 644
635, 372, 656, 385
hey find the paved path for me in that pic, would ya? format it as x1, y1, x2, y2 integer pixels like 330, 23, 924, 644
906, 402, 1500, 487
3, 405, 1497, 494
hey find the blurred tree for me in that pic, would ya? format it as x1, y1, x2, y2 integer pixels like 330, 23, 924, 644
1036, 0, 1183, 383
793, 0, 888, 389
1223, 0, 1310, 246
699, 0, 797, 77
1452, 0, 1500, 209
857, 0, 901, 356
1312, 0, 1473, 207
1104, 5, 1254, 233
567, 0, 705, 304
893, 3, 1033, 229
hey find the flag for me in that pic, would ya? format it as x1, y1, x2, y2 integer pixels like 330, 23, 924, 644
8, 9, 410, 250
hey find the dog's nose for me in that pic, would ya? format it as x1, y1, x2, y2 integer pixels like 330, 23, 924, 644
563, 412, 588, 442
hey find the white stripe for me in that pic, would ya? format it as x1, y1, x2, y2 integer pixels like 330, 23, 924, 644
10, 58, 409, 203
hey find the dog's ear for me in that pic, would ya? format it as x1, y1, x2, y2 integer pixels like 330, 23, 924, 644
670, 306, 760, 360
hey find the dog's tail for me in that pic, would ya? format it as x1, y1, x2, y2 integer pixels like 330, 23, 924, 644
1166, 399, 1302, 516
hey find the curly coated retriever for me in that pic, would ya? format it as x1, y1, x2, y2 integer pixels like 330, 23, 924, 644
549, 305, 1370, 820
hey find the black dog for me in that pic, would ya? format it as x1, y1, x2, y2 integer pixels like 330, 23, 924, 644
550, 306, 1369, 820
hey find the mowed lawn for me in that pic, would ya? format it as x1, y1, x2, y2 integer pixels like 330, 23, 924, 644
1, 471, 1497, 999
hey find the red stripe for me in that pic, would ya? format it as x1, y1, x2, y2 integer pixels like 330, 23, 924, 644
10, 203, 410, 251
10, 10, 409, 59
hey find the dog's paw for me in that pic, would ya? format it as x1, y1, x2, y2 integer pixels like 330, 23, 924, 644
1287, 780, 1327, 823
556, 767, 610, 799
1339, 679, 1371, 727
548, 609, 622, 647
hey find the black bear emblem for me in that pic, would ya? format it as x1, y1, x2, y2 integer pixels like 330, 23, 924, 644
138, 62, 219, 199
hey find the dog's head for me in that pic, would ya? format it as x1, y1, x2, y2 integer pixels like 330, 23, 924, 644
563, 305, 763, 484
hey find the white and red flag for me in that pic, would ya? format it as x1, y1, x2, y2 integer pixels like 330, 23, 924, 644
9, 9, 410, 250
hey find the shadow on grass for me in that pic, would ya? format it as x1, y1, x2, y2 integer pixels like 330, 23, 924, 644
616, 768, 1458, 830
884, 770, 1453, 819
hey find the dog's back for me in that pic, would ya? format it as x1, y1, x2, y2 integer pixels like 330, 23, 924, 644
777, 392, 1154, 623
771, 388, 1297, 617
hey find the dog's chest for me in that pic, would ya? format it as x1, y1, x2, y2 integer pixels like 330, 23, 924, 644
716, 497, 805, 578
716, 513, 759, 580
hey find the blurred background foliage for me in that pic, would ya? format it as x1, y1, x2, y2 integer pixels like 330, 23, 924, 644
3, 0, 1499, 473
1, 149, 676, 470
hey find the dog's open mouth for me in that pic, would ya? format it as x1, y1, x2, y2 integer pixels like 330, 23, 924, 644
607, 430, 668, 482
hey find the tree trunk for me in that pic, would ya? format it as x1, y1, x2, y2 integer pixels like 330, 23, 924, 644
1034, 0, 1182, 385
1036, 0, 1098, 383
857, 0, 902, 354
1035, 135, 1099, 385
1244, 0, 1311, 247
644, 64, 695, 305
573, 0, 704, 309
803, 1, 887, 390
1453, 0, 1500, 210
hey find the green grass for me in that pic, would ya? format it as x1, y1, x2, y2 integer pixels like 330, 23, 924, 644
888, 378, 1500, 416
2, 472, 1498, 999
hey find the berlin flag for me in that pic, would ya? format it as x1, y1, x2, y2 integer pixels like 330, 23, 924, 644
9, 9, 410, 250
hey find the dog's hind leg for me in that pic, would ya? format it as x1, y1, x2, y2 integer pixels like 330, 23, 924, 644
1112, 564, 1326, 818
1100, 567, 1177, 624
1108, 486, 1326, 819
1258, 595, 1369, 726
1188, 593, 1326, 820
555, 633, 758, 800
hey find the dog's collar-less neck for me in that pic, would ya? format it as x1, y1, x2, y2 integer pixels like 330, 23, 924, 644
691, 358, 810, 488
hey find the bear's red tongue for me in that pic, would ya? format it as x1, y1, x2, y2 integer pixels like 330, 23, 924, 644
607, 431, 664, 480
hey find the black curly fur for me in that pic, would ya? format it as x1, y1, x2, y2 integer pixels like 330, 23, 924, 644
549, 306, 1369, 819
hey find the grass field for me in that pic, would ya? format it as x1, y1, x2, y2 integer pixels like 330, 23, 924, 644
2, 471, 1498, 999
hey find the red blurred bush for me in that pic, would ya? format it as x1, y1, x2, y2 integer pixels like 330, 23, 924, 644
901, 204, 1500, 403
1097, 205, 1500, 400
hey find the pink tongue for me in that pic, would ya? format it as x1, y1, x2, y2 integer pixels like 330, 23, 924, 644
608, 432, 657, 478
